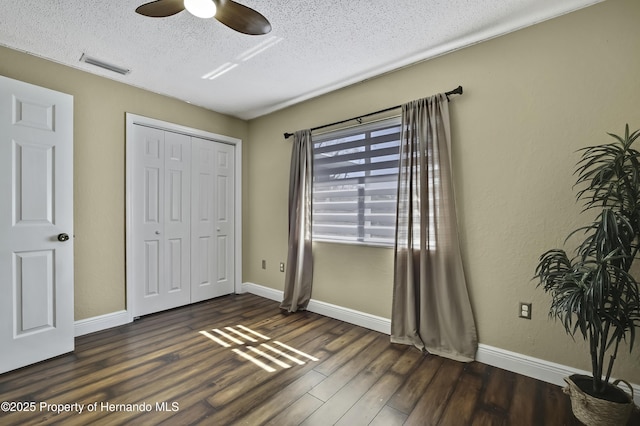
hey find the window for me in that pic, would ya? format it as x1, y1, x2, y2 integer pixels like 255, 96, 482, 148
312, 118, 401, 247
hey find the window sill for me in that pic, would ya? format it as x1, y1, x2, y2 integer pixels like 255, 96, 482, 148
312, 239, 394, 249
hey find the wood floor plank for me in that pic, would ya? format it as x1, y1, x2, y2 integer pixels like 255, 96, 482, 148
156, 400, 212, 426
508, 373, 540, 426
59, 347, 242, 425
321, 324, 368, 353
308, 332, 389, 402
437, 368, 483, 425
105, 358, 247, 426
3, 328, 206, 402
265, 393, 324, 426
369, 405, 408, 426
312, 329, 379, 377
234, 370, 326, 425
243, 310, 317, 336
403, 358, 465, 425
2, 293, 628, 426
334, 371, 404, 426
61, 300, 284, 425
389, 345, 424, 375
0, 296, 273, 391
327, 321, 357, 337
204, 326, 332, 409
203, 355, 328, 424
249, 313, 335, 347
539, 381, 581, 426
468, 408, 507, 426
386, 353, 443, 414
482, 366, 516, 414
300, 345, 402, 426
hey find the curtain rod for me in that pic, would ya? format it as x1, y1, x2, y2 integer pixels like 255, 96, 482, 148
283, 85, 463, 139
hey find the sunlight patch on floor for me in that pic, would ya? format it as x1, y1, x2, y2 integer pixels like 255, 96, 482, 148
199, 330, 231, 347
273, 341, 319, 361
198, 325, 319, 372
212, 328, 244, 345
237, 324, 270, 340
232, 348, 276, 373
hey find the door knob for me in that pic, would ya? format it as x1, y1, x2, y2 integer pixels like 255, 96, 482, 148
57, 233, 70, 242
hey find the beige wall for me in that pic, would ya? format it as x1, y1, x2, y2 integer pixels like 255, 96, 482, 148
0, 46, 249, 321
245, 0, 640, 383
1, 0, 638, 384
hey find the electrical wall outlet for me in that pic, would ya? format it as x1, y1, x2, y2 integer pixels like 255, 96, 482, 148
279, 262, 285, 272
519, 302, 532, 319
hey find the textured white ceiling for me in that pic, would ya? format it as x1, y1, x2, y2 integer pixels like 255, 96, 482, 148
0, 0, 602, 120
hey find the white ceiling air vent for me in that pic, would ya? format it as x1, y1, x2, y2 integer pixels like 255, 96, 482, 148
80, 54, 130, 75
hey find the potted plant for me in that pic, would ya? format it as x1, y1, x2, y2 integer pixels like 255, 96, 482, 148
534, 125, 640, 426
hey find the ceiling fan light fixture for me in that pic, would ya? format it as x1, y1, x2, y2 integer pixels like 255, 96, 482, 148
184, 0, 216, 19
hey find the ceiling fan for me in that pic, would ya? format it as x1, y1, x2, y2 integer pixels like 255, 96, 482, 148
135, 0, 271, 35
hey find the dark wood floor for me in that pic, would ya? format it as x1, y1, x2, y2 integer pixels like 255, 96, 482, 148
0, 293, 638, 425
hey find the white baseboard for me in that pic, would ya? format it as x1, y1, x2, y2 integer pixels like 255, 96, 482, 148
242, 281, 639, 405
476, 344, 640, 405
74, 310, 130, 337
241, 282, 390, 334
476, 343, 586, 387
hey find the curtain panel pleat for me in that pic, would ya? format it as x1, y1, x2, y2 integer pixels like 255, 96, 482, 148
280, 129, 314, 312
391, 94, 478, 362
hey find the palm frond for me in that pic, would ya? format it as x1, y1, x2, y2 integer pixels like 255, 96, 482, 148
534, 125, 640, 394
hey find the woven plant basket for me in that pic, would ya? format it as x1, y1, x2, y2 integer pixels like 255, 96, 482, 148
563, 374, 635, 426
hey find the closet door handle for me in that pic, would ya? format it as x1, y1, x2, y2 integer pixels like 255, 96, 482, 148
155, 231, 161, 235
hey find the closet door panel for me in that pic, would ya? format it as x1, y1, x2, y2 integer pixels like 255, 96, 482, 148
213, 142, 235, 295
131, 126, 190, 317
163, 132, 191, 303
191, 138, 234, 301
191, 138, 217, 302
132, 126, 165, 316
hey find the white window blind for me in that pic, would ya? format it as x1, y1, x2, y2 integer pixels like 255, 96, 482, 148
312, 118, 401, 246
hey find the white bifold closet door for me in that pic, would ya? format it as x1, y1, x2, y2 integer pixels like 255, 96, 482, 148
131, 126, 234, 318
191, 137, 235, 302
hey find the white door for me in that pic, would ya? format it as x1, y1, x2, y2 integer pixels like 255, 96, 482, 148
131, 125, 191, 317
191, 138, 235, 301
0, 76, 74, 374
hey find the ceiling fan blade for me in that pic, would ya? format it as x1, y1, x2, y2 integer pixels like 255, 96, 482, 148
135, 0, 185, 17
213, 0, 272, 35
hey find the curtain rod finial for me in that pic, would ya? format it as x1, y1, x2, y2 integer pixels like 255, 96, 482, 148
284, 132, 293, 139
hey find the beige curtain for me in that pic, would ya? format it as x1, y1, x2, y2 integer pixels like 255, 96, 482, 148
280, 130, 314, 312
391, 94, 477, 362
